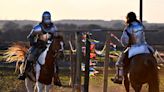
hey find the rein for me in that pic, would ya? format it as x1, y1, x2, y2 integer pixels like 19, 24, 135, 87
52, 51, 59, 58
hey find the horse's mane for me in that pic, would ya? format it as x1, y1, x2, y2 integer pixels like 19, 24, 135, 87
3, 42, 29, 63
54, 35, 64, 41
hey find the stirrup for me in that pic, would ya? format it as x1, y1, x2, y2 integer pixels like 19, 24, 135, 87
54, 81, 62, 87
111, 77, 122, 84
18, 74, 26, 80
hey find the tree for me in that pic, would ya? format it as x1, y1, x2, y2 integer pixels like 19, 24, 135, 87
21, 24, 33, 32
2, 21, 19, 32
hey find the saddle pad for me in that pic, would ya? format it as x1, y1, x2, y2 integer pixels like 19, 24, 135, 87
128, 45, 150, 58
38, 44, 51, 65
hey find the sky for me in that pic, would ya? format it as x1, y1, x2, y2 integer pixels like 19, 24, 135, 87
0, 0, 164, 23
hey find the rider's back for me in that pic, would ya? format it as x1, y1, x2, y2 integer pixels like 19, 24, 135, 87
122, 22, 154, 58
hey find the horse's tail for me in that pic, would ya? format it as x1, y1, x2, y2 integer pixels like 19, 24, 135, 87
3, 42, 29, 72
147, 55, 160, 92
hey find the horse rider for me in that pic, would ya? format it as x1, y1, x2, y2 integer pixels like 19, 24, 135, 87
18, 11, 57, 80
111, 12, 154, 84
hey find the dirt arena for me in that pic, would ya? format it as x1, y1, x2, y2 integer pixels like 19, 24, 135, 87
0, 64, 164, 92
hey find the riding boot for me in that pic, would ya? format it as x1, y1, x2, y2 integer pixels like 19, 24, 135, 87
111, 52, 125, 84
18, 73, 26, 80
18, 60, 33, 80
54, 75, 62, 87
111, 66, 123, 84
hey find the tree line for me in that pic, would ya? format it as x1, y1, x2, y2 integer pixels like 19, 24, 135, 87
0, 21, 164, 50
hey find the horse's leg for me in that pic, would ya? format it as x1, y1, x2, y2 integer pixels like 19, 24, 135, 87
25, 78, 34, 92
54, 73, 62, 86
36, 82, 44, 92
148, 81, 159, 92
35, 62, 43, 92
148, 57, 160, 92
19, 63, 24, 74
34, 84, 37, 92
45, 85, 52, 92
124, 74, 130, 92
129, 68, 142, 92
122, 52, 130, 92
54, 63, 62, 86
131, 83, 142, 92
148, 73, 159, 92
123, 64, 130, 92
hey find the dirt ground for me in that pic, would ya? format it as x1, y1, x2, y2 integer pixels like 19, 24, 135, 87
0, 65, 164, 92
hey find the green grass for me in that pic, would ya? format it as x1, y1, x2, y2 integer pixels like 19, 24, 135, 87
0, 56, 3, 61
0, 50, 5, 61
0, 66, 25, 92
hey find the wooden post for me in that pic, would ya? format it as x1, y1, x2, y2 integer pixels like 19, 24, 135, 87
140, 0, 143, 22
84, 34, 91, 92
103, 32, 110, 92
69, 34, 76, 92
72, 49, 76, 92
75, 32, 82, 92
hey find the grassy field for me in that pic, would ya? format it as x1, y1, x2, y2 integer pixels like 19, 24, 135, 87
0, 63, 164, 92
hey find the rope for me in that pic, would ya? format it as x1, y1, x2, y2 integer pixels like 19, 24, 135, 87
94, 42, 106, 55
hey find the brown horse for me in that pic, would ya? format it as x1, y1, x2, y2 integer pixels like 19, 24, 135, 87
37, 35, 64, 85
29, 35, 64, 92
123, 53, 159, 92
3, 35, 64, 92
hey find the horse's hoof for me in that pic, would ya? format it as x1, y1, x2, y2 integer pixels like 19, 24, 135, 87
54, 81, 62, 87
18, 74, 26, 80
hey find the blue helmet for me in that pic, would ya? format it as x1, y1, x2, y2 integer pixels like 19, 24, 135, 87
42, 11, 51, 24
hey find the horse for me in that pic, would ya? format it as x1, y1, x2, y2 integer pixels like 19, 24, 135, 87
3, 35, 64, 92
123, 52, 159, 92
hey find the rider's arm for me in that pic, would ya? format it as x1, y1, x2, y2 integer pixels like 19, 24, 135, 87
121, 27, 130, 47
27, 25, 41, 46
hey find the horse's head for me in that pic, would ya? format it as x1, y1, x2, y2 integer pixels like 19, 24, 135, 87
50, 35, 64, 59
